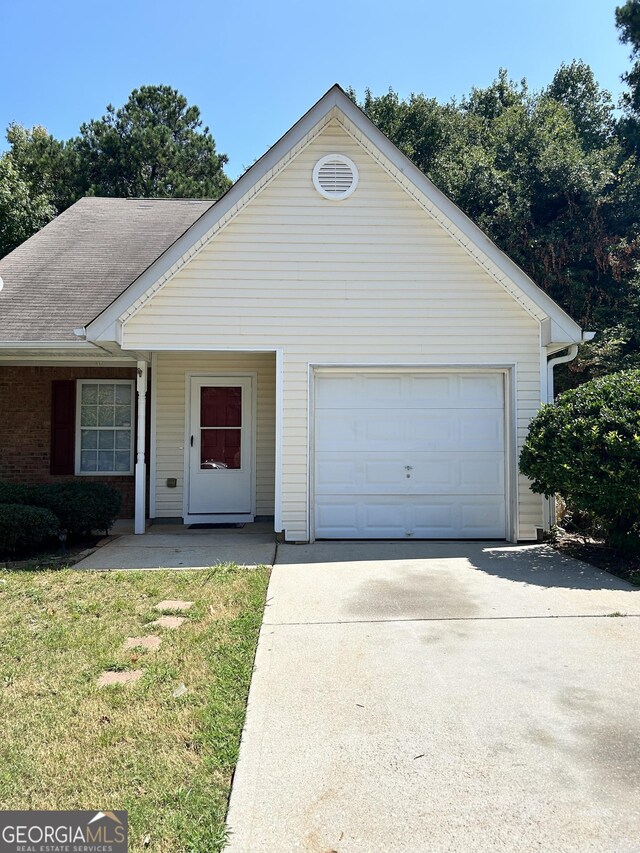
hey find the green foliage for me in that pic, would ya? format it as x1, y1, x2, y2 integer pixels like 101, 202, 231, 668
520, 370, 640, 553
31, 482, 122, 536
0, 481, 121, 536
0, 151, 55, 258
616, 0, 640, 149
0, 85, 231, 258
0, 483, 37, 505
73, 85, 231, 199
0, 504, 59, 556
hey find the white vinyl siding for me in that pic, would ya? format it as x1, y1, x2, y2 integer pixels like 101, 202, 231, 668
153, 352, 275, 518
126, 120, 544, 539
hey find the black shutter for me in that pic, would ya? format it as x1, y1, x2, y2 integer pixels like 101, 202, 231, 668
50, 380, 76, 474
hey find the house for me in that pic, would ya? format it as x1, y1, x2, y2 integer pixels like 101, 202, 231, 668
0, 85, 592, 542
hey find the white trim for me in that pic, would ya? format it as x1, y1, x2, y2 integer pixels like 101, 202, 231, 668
308, 364, 517, 543
0, 359, 137, 366
0, 340, 105, 348
274, 348, 284, 533
182, 372, 257, 524
183, 513, 255, 525
149, 353, 157, 519
505, 364, 518, 543
84, 86, 582, 346
125, 345, 282, 352
74, 379, 135, 476
134, 361, 148, 534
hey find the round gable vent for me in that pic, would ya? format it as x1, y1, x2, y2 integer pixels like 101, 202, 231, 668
312, 154, 359, 200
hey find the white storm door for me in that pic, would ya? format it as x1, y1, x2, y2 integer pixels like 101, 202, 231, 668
188, 377, 253, 516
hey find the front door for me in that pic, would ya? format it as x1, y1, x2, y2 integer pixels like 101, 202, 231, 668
188, 376, 254, 518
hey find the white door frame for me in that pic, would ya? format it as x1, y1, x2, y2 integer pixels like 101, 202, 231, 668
308, 364, 518, 543
183, 371, 257, 524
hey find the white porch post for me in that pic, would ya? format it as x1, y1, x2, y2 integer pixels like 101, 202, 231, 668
135, 360, 148, 534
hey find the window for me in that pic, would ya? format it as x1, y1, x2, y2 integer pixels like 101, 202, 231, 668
76, 381, 134, 475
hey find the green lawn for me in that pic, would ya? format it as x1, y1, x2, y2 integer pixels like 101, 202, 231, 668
0, 564, 270, 852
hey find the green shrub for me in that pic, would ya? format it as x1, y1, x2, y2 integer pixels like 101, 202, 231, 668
0, 482, 37, 505
0, 481, 122, 536
0, 504, 59, 557
33, 482, 122, 536
520, 369, 640, 555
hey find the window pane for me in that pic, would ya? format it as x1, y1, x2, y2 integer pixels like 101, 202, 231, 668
98, 384, 115, 405
115, 406, 131, 427
98, 431, 114, 450
81, 384, 98, 405
115, 385, 131, 405
201, 428, 241, 469
81, 406, 98, 427
81, 450, 98, 472
98, 406, 115, 427
115, 451, 130, 472
98, 450, 114, 471
201, 387, 242, 428
115, 429, 130, 449
81, 429, 98, 450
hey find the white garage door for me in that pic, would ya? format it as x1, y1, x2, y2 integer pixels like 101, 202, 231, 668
314, 372, 506, 539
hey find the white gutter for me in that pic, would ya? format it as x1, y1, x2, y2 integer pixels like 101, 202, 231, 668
0, 340, 98, 349
546, 344, 579, 403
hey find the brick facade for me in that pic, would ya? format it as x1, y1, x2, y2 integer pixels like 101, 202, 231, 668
0, 365, 138, 517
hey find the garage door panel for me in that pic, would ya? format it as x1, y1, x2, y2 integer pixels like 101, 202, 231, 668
315, 373, 504, 410
314, 372, 507, 539
316, 452, 505, 495
315, 495, 506, 539
316, 409, 504, 452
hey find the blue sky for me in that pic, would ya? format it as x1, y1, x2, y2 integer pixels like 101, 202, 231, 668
0, 1, 630, 179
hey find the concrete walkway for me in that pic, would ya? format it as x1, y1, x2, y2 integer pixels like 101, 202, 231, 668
74, 523, 276, 570
226, 541, 640, 853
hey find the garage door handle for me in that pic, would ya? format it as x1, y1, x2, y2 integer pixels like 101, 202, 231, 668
190, 435, 194, 447
405, 465, 413, 470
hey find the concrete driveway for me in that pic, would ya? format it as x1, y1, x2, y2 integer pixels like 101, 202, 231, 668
226, 541, 640, 853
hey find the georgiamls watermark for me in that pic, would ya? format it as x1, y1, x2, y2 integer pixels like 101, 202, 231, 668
0, 811, 127, 853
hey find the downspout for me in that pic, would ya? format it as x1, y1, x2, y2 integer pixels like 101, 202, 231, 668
542, 338, 590, 530
546, 344, 579, 403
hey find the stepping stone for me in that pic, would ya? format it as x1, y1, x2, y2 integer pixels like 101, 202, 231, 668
123, 636, 162, 652
154, 600, 193, 612
149, 615, 186, 629
97, 670, 143, 688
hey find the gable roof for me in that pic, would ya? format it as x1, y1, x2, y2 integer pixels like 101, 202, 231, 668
0, 86, 586, 348
0, 197, 214, 342
85, 85, 584, 346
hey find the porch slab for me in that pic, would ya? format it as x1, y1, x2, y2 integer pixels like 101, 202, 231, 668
74, 523, 276, 570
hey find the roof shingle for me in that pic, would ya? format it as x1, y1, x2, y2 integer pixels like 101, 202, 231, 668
0, 196, 214, 342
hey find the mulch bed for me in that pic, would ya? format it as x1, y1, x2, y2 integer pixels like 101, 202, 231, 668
0, 534, 118, 570
553, 530, 640, 587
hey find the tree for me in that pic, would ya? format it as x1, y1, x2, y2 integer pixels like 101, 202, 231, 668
73, 85, 231, 199
520, 370, 640, 553
0, 86, 231, 258
546, 61, 615, 150
616, 0, 640, 149
0, 127, 57, 257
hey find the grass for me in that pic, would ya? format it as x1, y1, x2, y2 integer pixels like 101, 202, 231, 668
0, 563, 270, 852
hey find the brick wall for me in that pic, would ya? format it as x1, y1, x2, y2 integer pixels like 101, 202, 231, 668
0, 365, 138, 517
